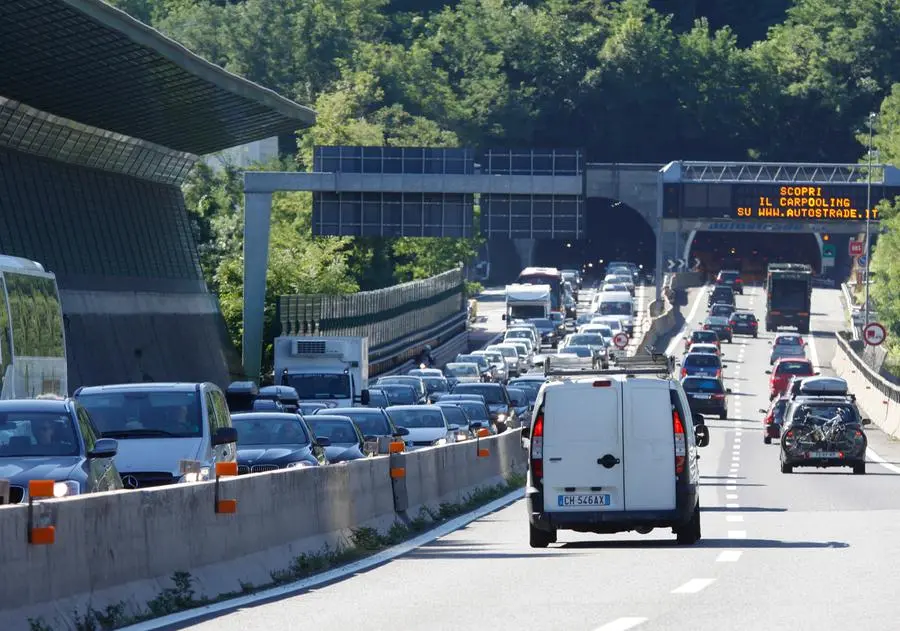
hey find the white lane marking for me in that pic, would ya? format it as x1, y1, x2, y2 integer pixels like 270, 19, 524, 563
593, 618, 648, 631
734, 436, 741, 442
726, 485, 737, 490
866, 447, 900, 474
116, 488, 526, 631
727, 473, 738, 478
726, 494, 739, 500
728, 530, 747, 539
726, 503, 740, 508
716, 551, 743, 562
732, 456, 740, 461
735, 430, 743, 436
665, 286, 708, 355
672, 578, 716, 594
726, 515, 744, 522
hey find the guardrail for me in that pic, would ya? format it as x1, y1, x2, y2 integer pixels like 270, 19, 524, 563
832, 331, 900, 438
0, 429, 527, 630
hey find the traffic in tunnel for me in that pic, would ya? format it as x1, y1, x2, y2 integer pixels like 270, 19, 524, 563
688, 231, 822, 281
533, 199, 656, 282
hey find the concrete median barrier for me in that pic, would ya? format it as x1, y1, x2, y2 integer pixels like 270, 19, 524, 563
831, 332, 900, 438
0, 430, 526, 630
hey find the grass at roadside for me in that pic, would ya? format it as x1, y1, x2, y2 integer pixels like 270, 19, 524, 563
28, 473, 526, 631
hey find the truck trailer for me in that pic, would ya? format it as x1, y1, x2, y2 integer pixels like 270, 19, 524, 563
765, 263, 812, 333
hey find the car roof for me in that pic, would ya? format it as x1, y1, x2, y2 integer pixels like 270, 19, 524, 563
305, 414, 354, 422
329, 407, 384, 414
684, 352, 720, 361
0, 399, 72, 412
231, 412, 303, 421
77, 383, 204, 393
387, 404, 442, 411
775, 357, 812, 364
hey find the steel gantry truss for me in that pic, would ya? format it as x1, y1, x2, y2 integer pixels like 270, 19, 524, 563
679, 161, 890, 185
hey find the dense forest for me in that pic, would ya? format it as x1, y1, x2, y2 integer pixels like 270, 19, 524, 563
110, 0, 900, 362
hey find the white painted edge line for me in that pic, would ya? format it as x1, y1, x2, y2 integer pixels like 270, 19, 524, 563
726, 494, 739, 500
726, 485, 737, 491
665, 285, 708, 355
671, 578, 716, 594
726, 515, 744, 522
593, 617, 649, 631
117, 488, 525, 631
716, 551, 743, 562
726, 503, 740, 508
728, 530, 747, 539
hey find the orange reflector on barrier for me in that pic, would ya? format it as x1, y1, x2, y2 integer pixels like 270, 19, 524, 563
28, 480, 54, 499
476, 428, 491, 438
215, 461, 238, 477
216, 499, 237, 514
30, 526, 55, 545
478, 449, 490, 458
390, 467, 406, 479
389, 441, 405, 453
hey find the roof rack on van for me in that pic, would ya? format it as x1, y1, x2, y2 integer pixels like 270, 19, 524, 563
544, 352, 674, 378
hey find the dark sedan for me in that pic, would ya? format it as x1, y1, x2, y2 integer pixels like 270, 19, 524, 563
729, 311, 758, 337
451, 383, 512, 430
232, 413, 329, 473
373, 384, 418, 405
305, 415, 367, 463
322, 407, 410, 441
703, 315, 733, 343
528, 318, 559, 348
681, 376, 730, 420
0, 399, 122, 503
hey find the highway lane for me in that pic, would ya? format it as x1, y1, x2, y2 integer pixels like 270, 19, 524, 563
165, 285, 900, 631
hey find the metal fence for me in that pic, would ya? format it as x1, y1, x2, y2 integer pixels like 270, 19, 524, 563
836, 331, 900, 402
278, 267, 466, 351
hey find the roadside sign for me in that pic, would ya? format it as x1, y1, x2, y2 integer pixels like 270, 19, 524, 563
849, 240, 864, 256
613, 332, 629, 350
863, 322, 887, 346
822, 244, 836, 260
858, 254, 868, 268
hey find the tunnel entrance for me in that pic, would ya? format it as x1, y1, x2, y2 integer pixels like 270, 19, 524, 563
533, 199, 656, 283
688, 231, 821, 281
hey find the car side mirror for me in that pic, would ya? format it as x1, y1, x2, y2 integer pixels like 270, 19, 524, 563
501, 314, 507, 320
695, 424, 710, 448
693, 413, 705, 425
521, 425, 530, 438
814, 372, 820, 376
212, 427, 238, 446
726, 388, 732, 394
358, 389, 371, 406
862, 418, 872, 426
87, 437, 118, 459
364, 434, 378, 442
393, 426, 410, 437
448, 424, 461, 432
764, 370, 772, 374
316, 436, 332, 447
759, 408, 767, 414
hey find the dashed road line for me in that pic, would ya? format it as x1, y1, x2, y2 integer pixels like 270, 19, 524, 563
593, 618, 648, 631
726, 493, 739, 500
726, 515, 744, 522
726, 503, 740, 508
728, 530, 747, 539
716, 551, 743, 562
726, 485, 737, 490
672, 578, 716, 594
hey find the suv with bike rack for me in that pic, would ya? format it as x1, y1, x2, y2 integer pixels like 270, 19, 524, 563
779, 376, 871, 474
521, 353, 710, 548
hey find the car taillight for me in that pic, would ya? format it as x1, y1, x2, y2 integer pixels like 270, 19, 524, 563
681, 368, 687, 378
725, 327, 732, 332
673, 410, 686, 474
703, 324, 710, 330
715, 369, 721, 378
531, 412, 544, 480
712, 394, 725, 400
764, 414, 773, 424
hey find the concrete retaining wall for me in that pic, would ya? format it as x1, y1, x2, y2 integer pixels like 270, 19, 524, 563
0, 429, 526, 630
831, 333, 900, 438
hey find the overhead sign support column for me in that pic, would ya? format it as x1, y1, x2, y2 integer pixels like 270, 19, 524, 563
655, 161, 681, 304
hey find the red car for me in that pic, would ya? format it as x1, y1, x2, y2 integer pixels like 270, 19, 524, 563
760, 397, 789, 444
766, 358, 816, 400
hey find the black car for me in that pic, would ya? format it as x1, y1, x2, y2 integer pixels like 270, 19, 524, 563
0, 399, 122, 503
321, 407, 410, 442
297, 402, 329, 415
434, 403, 475, 437
365, 389, 391, 408
548, 312, 567, 337
232, 412, 329, 472
528, 318, 559, 348
372, 383, 418, 405
451, 383, 513, 429
681, 376, 731, 420
708, 286, 735, 307
780, 400, 870, 474
729, 311, 759, 337
703, 315, 733, 343
716, 270, 743, 294
438, 399, 493, 434
304, 414, 367, 463
257, 385, 300, 413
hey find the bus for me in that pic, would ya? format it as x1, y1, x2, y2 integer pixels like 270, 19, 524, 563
516, 267, 564, 315
0, 255, 67, 399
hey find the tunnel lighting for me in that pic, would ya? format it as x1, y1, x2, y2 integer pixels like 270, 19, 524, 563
822, 234, 830, 241
566, 243, 571, 248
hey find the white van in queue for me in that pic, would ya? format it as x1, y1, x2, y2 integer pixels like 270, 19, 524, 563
523, 354, 710, 548
595, 291, 636, 336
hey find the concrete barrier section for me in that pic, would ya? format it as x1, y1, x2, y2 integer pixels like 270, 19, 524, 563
831, 335, 900, 438
0, 430, 526, 630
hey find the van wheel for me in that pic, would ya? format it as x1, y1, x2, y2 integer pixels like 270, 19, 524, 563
853, 462, 866, 475
719, 411, 728, 420
676, 504, 701, 545
529, 524, 555, 548
781, 461, 793, 474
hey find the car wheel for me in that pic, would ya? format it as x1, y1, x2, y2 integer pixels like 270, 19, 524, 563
676, 503, 701, 545
764, 436, 772, 445
719, 411, 728, 420
780, 461, 793, 474
853, 462, 866, 475
529, 524, 555, 548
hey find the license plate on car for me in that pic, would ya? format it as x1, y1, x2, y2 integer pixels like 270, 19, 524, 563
692, 394, 712, 399
808, 451, 841, 459
557, 494, 610, 507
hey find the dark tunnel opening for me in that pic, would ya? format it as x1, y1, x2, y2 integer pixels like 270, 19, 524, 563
689, 231, 822, 281
533, 199, 656, 282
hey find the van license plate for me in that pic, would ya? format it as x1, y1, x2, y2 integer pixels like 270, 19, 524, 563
808, 451, 840, 459
558, 494, 610, 507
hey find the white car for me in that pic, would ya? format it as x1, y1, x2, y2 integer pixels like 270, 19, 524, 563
471, 350, 509, 382
523, 355, 709, 547
506, 325, 541, 350
444, 362, 482, 384
386, 405, 459, 451
486, 344, 523, 377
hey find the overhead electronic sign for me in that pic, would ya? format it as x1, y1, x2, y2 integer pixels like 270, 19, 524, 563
732, 184, 882, 221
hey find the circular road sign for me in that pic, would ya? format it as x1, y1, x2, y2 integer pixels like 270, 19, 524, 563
613, 332, 629, 350
863, 322, 887, 346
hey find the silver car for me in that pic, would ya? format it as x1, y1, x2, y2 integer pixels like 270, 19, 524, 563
472, 350, 509, 382
769, 334, 808, 365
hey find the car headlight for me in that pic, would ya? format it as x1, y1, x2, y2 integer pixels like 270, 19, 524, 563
456, 432, 469, 442
432, 438, 448, 447
497, 413, 507, 422
53, 480, 80, 497
286, 461, 314, 469
179, 467, 211, 483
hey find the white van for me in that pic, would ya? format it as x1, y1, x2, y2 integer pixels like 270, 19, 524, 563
523, 355, 709, 547
596, 291, 636, 336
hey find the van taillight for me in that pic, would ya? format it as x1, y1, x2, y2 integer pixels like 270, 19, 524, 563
593, 380, 611, 387
531, 412, 544, 480
673, 410, 686, 474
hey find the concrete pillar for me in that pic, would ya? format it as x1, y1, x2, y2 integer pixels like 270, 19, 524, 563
512, 238, 536, 268
242, 191, 273, 382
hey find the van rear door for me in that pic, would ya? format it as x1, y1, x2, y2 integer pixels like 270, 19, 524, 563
542, 382, 624, 512
622, 381, 676, 510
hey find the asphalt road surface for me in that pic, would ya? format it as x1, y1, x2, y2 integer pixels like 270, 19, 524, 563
167, 285, 900, 631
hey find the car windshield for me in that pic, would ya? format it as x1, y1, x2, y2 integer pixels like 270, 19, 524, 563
569, 334, 605, 346
306, 418, 359, 444
453, 401, 490, 421
298, 403, 328, 415
453, 385, 505, 404
711, 305, 733, 316
776, 361, 813, 375
437, 405, 468, 427
458, 355, 489, 368
691, 346, 717, 354
693, 331, 718, 343
483, 352, 505, 364
377, 385, 417, 404
422, 377, 449, 394
77, 390, 203, 438
328, 409, 392, 436
685, 355, 720, 367
560, 346, 592, 357
490, 347, 518, 359
379, 377, 423, 393
531, 319, 553, 330
233, 416, 309, 445
282, 373, 351, 400
446, 364, 478, 377
600, 302, 631, 316
682, 379, 724, 393
0, 411, 79, 457
506, 330, 531, 340
387, 408, 445, 429
732, 313, 755, 321
776, 337, 802, 346
366, 391, 390, 408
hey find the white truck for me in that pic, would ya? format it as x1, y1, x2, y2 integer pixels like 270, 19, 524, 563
273, 336, 370, 408
504, 283, 551, 325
